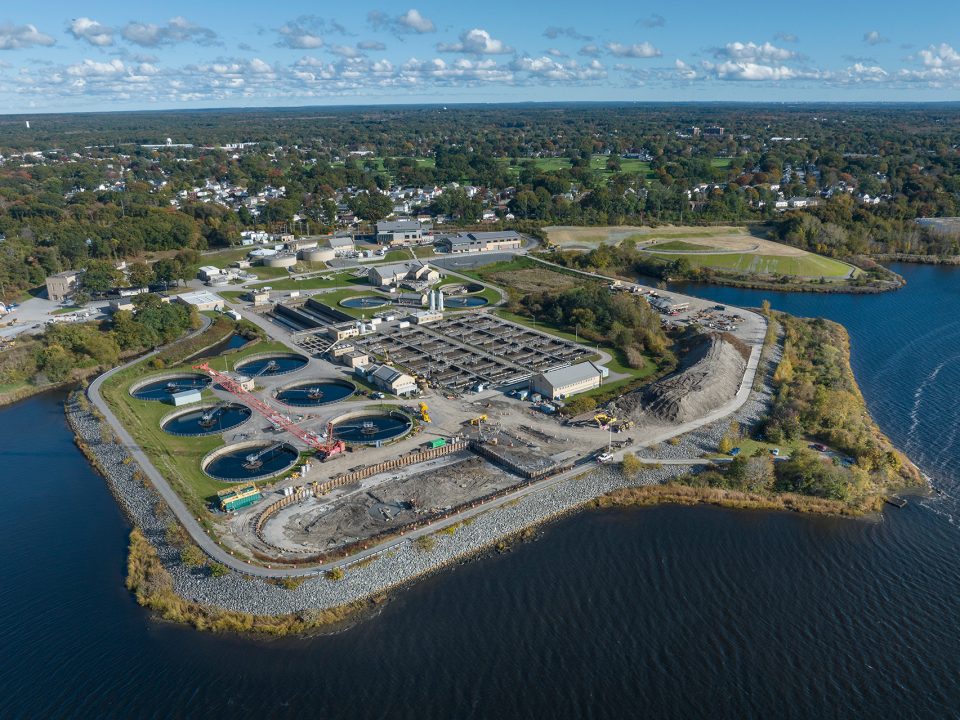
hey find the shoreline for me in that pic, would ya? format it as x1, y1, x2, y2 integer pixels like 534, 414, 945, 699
62, 323, 920, 636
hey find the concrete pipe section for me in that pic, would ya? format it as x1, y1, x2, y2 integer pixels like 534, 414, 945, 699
274, 379, 356, 407
160, 403, 252, 436
332, 410, 413, 445
129, 373, 212, 401
202, 441, 299, 482
234, 352, 309, 378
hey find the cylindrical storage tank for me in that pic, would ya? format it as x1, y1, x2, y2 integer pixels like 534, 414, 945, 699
300, 247, 336, 263
263, 253, 298, 268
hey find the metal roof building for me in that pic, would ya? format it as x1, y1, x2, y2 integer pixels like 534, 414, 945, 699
529, 361, 606, 400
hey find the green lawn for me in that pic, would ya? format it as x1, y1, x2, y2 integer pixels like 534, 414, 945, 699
412, 246, 437, 258
642, 250, 855, 278
99, 337, 297, 517
383, 250, 411, 262
248, 271, 363, 291
647, 240, 722, 252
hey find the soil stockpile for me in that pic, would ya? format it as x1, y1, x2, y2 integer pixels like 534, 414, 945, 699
608, 332, 746, 424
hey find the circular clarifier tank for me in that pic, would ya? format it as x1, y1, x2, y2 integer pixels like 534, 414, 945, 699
340, 295, 390, 309
202, 441, 299, 481
234, 352, 308, 378
443, 295, 489, 308
332, 411, 413, 444
130, 373, 212, 401
275, 379, 356, 407
161, 403, 252, 436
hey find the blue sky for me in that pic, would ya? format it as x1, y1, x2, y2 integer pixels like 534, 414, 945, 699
1, 1, 959, 112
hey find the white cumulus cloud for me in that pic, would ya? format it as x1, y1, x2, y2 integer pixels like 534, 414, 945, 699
122, 17, 218, 47
0, 23, 55, 50
438, 29, 513, 55
68, 18, 114, 47
715, 41, 795, 62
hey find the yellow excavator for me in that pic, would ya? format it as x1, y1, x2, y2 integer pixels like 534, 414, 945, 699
419, 402, 431, 423
594, 412, 617, 429
470, 414, 487, 426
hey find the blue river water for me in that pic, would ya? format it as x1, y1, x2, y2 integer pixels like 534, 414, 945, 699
1, 263, 959, 719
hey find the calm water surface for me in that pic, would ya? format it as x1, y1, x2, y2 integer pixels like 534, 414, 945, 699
1, 263, 959, 719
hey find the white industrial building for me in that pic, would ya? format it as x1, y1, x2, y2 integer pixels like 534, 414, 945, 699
530, 362, 607, 400
376, 219, 423, 246
369, 261, 439, 288
175, 290, 225, 312
170, 389, 202, 406
328, 236, 355, 255
196, 266, 223, 282
358, 363, 418, 396
438, 230, 522, 254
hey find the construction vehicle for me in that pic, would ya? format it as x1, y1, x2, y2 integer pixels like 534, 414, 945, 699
469, 414, 487, 426
594, 412, 617, 429
419, 402, 431, 423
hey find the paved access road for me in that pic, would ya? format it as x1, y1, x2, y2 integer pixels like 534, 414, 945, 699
85, 253, 766, 578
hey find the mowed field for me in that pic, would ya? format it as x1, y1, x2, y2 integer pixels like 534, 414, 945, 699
643, 234, 856, 278
544, 225, 857, 279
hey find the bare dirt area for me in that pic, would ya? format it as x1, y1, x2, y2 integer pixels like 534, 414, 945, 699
486, 267, 581, 294
544, 225, 649, 248
545, 225, 756, 250
607, 331, 747, 425
262, 453, 521, 552
646, 235, 809, 257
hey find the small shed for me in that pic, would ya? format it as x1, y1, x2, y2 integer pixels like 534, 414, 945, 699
170, 389, 202, 406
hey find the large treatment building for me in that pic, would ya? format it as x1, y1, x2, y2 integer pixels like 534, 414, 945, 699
529, 362, 607, 400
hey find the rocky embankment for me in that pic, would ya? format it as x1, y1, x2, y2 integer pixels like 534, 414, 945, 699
66, 390, 687, 618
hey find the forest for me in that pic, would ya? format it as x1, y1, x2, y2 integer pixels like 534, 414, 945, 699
1, 103, 959, 301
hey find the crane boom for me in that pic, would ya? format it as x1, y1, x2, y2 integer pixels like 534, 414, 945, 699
193, 362, 345, 459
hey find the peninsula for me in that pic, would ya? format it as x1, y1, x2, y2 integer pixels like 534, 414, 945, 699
68, 234, 921, 634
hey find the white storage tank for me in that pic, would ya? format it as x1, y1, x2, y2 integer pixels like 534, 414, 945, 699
299, 247, 336, 263
263, 253, 298, 268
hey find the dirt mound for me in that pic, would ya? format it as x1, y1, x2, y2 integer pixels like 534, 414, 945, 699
608, 332, 747, 424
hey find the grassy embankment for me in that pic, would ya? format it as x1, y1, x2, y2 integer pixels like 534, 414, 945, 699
541, 226, 902, 293
98, 318, 297, 519
606, 311, 923, 516
127, 528, 383, 635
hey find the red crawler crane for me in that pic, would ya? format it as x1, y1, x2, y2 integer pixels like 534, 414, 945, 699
193, 362, 346, 460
